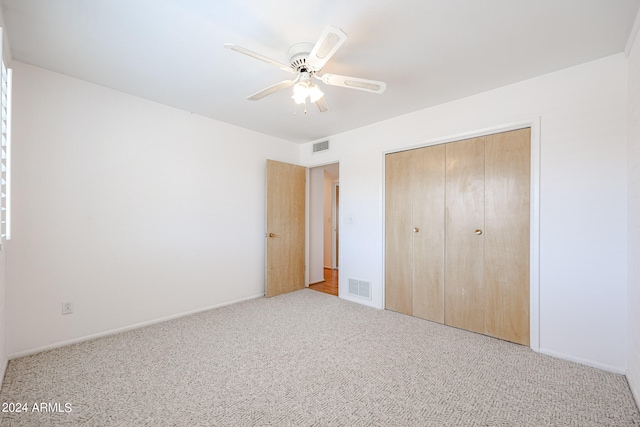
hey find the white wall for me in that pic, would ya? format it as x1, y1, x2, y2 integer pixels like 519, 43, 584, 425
309, 164, 339, 281
301, 54, 629, 373
7, 62, 298, 357
627, 11, 640, 406
323, 171, 334, 268
309, 167, 325, 284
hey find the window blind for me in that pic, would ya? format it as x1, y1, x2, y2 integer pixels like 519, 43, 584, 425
1, 60, 11, 244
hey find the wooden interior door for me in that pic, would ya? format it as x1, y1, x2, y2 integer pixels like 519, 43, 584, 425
385, 150, 413, 315
265, 160, 306, 297
445, 137, 486, 334
412, 144, 446, 323
484, 128, 530, 345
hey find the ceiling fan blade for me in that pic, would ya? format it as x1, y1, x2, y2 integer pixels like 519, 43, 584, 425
306, 26, 348, 71
315, 96, 330, 112
247, 79, 298, 101
318, 73, 387, 94
224, 44, 294, 74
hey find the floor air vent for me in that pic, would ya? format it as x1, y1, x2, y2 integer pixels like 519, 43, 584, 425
348, 278, 371, 300
312, 140, 330, 153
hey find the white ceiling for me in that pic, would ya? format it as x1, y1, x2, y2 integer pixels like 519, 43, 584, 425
1, 0, 639, 143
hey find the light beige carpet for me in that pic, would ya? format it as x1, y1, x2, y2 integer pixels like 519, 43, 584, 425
0, 289, 638, 426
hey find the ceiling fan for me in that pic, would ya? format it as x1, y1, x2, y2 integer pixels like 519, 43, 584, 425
224, 25, 386, 112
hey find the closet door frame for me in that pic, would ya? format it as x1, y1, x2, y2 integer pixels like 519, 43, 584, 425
381, 118, 541, 352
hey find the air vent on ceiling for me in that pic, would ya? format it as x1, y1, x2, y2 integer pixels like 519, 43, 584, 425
348, 278, 371, 300
312, 140, 330, 153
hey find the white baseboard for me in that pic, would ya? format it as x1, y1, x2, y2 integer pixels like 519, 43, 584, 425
340, 294, 380, 309
9, 293, 264, 360
538, 347, 626, 375
628, 373, 640, 410
0, 356, 7, 390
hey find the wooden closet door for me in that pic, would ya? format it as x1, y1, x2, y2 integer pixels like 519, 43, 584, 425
412, 145, 445, 323
385, 151, 413, 315
445, 137, 485, 334
484, 128, 530, 345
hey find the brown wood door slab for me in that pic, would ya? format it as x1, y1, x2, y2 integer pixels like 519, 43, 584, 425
445, 137, 486, 335
265, 160, 306, 298
484, 128, 530, 345
385, 150, 413, 315
412, 144, 446, 323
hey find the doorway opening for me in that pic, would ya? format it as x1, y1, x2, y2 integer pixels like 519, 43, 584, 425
308, 162, 339, 296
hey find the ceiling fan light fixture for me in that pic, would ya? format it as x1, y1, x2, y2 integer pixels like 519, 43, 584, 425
309, 84, 324, 103
292, 82, 309, 104
292, 81, 324, 104
292, 94, 307, 104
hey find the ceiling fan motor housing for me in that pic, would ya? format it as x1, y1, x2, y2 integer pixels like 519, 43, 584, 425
288, 42, 315, 72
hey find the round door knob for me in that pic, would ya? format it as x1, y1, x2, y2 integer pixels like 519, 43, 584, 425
475, 229, 482, 235
413, 227, 419, 233
268, 233, 276, 237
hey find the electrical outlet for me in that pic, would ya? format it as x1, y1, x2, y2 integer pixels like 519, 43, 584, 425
61, 301, 73, 315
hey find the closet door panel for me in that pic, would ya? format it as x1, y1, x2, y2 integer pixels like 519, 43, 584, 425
385, 151, 413, 315
484, 129, 531, 345
412, 145, 446, 323
445, 137, 485, 334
